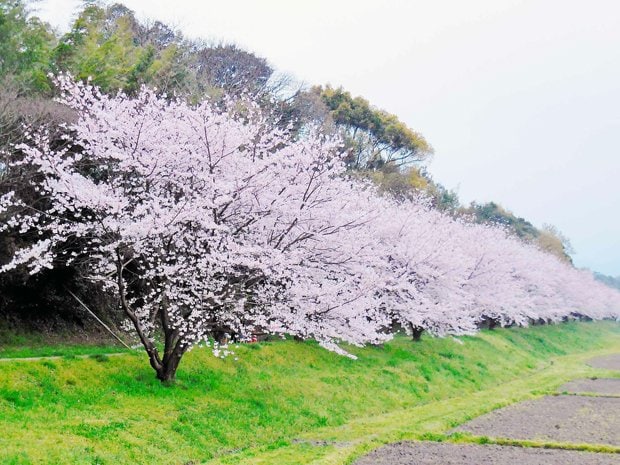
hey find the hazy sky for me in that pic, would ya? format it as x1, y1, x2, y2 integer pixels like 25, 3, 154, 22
35, 0, 620, 275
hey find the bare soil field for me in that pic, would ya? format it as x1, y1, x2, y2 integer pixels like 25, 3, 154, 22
588, 354, 620, 371
559, 378, 620, 396
353, 442, 619, 465
455, 395, 620, 446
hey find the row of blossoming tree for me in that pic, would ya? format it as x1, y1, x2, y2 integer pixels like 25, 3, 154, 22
1, 76, 619, 381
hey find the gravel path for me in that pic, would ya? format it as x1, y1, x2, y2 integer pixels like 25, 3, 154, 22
353, 442, 619, 465
455, 395, 620, 446
559, 378, 620, 396
588, 354, 620, 371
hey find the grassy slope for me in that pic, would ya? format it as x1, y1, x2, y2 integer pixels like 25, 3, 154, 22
0, 321, 618, 465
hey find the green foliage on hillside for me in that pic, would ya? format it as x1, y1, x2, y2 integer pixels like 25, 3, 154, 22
462, 203, 573, 262
465, 202, 539, 239
0, 321, 618, 464
0, 0, 55, 91
52, 3, 188, 94
1, 0, 282, 99
313, 85, 432, 170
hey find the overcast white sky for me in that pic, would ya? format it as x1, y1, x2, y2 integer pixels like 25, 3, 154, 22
35, 0, 620, 275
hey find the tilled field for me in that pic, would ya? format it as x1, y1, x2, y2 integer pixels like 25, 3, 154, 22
455, 395, 620, 446
354, 353, 620, 465
353, 442, 620, 465
587, 354, 620, 370
559, 378, 620, 395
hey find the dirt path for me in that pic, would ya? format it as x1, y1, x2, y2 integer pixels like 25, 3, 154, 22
353, 442, 619, 465
455, 395, 620, 446
588, 354, 620, 371
559, 378, 620, 396
0, 352, 132, 363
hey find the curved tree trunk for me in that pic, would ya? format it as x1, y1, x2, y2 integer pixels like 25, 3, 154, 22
156, 347, 185, 382
116, 252, 187, 383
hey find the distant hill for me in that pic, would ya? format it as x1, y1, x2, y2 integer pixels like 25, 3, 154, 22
594, 272, 620, 291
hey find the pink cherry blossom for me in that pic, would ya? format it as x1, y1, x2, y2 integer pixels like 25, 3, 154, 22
2, 75, 618, 380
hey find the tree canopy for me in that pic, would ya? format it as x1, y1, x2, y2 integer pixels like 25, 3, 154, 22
314, 85, 433, 170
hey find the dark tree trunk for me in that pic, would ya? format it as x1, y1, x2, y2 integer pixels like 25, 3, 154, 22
479, 316, 499, 330
116, 252, 187, 383
156, 347, 185, 382
155, 301, 187, 383
116, 254, 164, 377
410, 324, 424, 342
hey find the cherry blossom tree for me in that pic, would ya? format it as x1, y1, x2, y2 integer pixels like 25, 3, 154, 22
2, 75, 619, 382
368, 195, 620, 340
0, 76, 392, 381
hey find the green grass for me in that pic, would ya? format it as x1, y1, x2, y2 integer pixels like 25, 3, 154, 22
0, 321, 618, 464
0, 327, 132, 359
444, 432, 620, 454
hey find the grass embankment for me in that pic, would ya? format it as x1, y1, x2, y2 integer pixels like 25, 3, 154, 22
0, 321, 619, 465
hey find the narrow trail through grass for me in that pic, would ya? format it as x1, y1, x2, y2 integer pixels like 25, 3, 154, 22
0, 352, 134, 362
0, 321, 618, 465
0, 330, 133, 360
